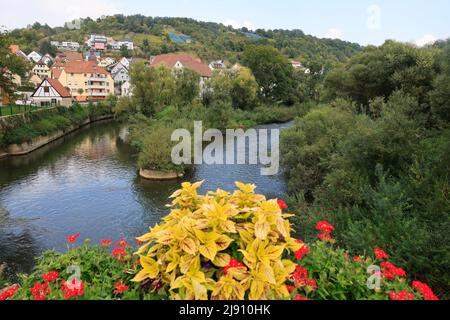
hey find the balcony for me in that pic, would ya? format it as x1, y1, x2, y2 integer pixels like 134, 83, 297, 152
87, 76, 107, 82
87, 83, 107, 89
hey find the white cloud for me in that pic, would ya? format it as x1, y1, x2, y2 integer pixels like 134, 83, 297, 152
223, 19, 256, 31
324, 28, 343, 40
415, 34, 437, 47
0, 0, 122, 29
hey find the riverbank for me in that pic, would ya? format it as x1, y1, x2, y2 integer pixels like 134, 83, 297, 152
0, 103, 115, 159
0, 115, 114, 159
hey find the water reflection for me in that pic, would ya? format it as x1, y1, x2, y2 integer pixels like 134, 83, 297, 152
0, 121, 291, 277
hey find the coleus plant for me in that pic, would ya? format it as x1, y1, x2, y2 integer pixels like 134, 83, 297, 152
133, 181, 303, 300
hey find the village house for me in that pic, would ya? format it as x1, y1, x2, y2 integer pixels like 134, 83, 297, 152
209, 60, 226, 70
27, 51, 42, 63
98, 57, 116, 68
54, 60, 114, 102
150, 53, 212, 88
121, 80, 132, 97
40, 54, 54, 66
87, 34, 107, 51
31, 78, 72, 107
29, 74, 43, 88
32, 62, 51, 79
110, 39, 134, 51
54, 51, 83, 65
50, 41, 80, 51
9, 45, 29, 62
110, 60, 130, 84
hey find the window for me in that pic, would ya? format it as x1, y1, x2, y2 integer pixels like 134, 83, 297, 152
44, 87, 49, 93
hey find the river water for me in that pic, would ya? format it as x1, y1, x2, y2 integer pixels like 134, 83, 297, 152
0, 120, 292, 277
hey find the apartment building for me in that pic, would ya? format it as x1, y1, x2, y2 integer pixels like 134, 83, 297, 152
55, 60, 114, 102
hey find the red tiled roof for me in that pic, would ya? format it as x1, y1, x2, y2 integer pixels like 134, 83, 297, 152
47, 79, 72, 98
55, 52, 83, 64
150, 53, 212, 77
61, 60, 109, 75
31, 79, 71, 98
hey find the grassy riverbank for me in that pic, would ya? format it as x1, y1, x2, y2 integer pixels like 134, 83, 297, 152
0, 101, 115, 148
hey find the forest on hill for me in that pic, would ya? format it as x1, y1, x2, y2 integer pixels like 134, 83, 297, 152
8, 14, 362, 69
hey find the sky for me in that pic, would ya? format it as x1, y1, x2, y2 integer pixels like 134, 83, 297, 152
0, 0, 449, 46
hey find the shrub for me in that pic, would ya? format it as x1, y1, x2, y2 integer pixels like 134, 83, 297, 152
132, 181, 303, 300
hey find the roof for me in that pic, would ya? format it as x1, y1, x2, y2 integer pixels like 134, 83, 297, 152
62, 60, 109, 75
150, 53, 212, 77
55, 52, 83, 64
32, 79, 71, 98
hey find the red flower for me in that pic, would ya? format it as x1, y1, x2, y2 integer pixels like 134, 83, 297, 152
113, 281, 129, 294
112, 247, 127, 261
353, 256, 365, 263
374, 248, 389, 260
0, 285, 20, 301
412, 281, 439, 300
101, 239, 113, 246
291, 265, 317, 290
61, 279, 84, 299
389, 290, 415, 300
293, 294, 310, 300
30, 282, 50, 300
317, 233, 333, 241
277, 199, 287, 210
135, 238, 143, 245
286, 285, 295, 292
115, 239, 128, 247
316, 221, 334, 235
43, 271, 59, 282
381, 262, 406, 279
66, 234, 80, 243
223, 258, 245, 275
294, 240, 310, 261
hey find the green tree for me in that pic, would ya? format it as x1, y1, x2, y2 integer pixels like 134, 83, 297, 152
242, 45, 293, 103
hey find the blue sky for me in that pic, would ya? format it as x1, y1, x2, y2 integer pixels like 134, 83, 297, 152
1, 0, 449, 46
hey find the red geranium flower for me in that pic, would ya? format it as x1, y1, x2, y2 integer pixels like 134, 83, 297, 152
115, 239, 128, 247
223, 258, 245, 275
374, 248, 389, 260
294, 240, 310, 261
113, 281, 129, 294
112, 247, 127, 261
353, 256, 365, 263
293, 294, 310, 300
412, 281, 439, 300
317, 233, 333, 241
66, 234, 80, 243
101, 239, 113, 246
43, 271, 59, 282
389, 290, 415, 300
0, 285, 20, 301
277, 199, 287, 210
30, 282, 50, 300
380, 262, 406, 279
316, 221, 334, 235
61, 279, 84, 299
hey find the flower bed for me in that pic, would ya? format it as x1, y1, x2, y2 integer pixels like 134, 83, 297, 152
0, 182, 439, 301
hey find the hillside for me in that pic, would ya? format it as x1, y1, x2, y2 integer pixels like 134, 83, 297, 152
8, 15, 362, 69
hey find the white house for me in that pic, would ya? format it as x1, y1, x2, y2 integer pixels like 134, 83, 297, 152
110, 62, 129, 84
31, 78, 72, 107
87, 35, 107, 51
32, 62, 51, 79
50, 41, 80, 51
121, 80, 132, 97
27, 51, 42, 63
119, 57, 130, 69
209, 60, 226, 70
110, 40, 134, 51
98, 57, 116, 68
40, 54, 54, 66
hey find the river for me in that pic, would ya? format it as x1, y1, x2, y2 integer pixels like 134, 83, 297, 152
0, 120, 292, 278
